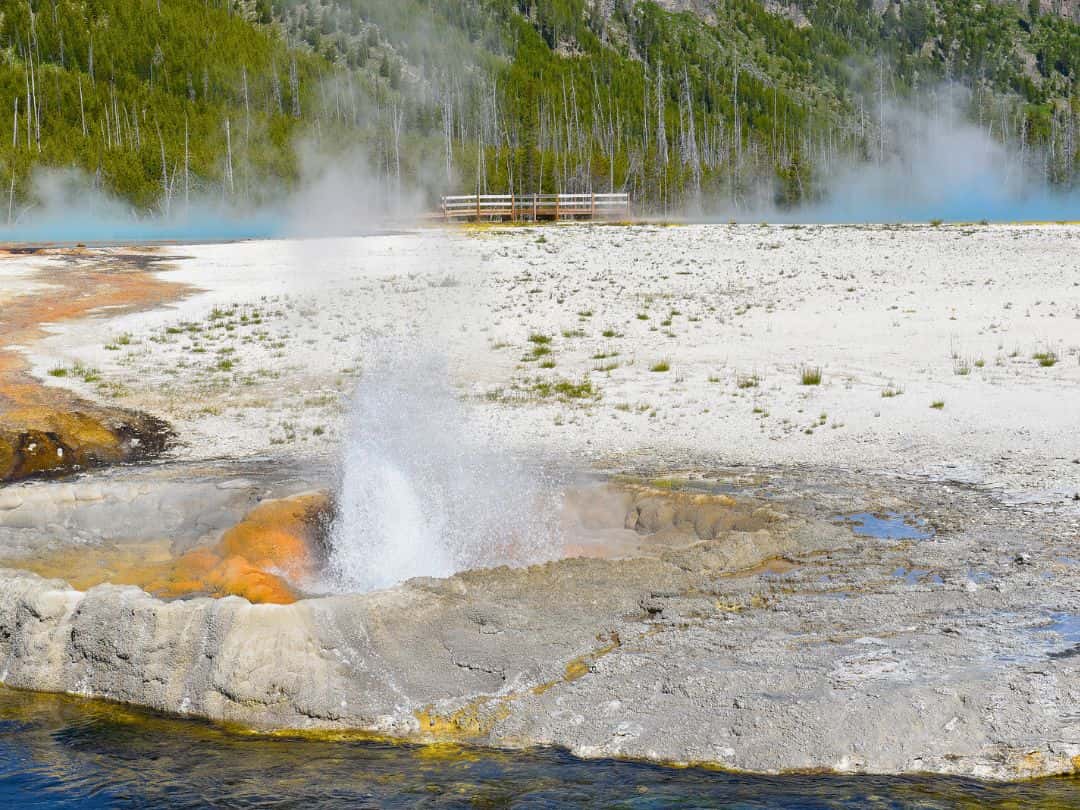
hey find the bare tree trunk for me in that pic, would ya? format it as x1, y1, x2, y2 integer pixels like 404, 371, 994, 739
184, 115, 190, 209
224, 117, 235, 197
289, 59, 301, 118
78, 76, 87, 137
241, 65, 250, 141
157, 122, 170, 215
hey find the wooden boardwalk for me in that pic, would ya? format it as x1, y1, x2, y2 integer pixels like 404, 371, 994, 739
441, 192, 630, 222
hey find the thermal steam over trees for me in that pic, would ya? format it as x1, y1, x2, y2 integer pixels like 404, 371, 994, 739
0, 0, 1076, 219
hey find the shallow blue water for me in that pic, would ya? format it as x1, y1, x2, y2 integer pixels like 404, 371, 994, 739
832, 512, 934, 541
0, 688, 1077, 808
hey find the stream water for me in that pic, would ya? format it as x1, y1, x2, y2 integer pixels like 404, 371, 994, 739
1, 688, 1077, 808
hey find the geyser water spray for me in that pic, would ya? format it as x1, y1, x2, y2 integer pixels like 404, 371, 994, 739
327, 347, 562, 592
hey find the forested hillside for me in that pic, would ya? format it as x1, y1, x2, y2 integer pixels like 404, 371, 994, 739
0, 0, 1077, 220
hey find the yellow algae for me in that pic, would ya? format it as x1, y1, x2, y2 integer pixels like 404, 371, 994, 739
563, 657, 591, 681
414, 698, 513, 741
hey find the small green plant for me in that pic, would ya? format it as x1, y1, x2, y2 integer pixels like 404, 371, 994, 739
601, 328, 622, 338
1033, 350, 1058, 367
577, 309, 593, 318
47, 366, 68, 378
528, 333, 552, 345
532, 377, 596, 400
312, 426, 325, 436
561, 328, 586, 339
707, 374, 722, 384
216, 358, 235, 372
71, 361, 101, 383
530, 345, 552, 358
930, 399, 945, 409
800, 366, 822, 386
736, 373, 759, 389
930, 218, 943, 227
539, 358, 556, 369
591, 350, 619, 360
881, 383, 904, 398
953, 358, 971, 376
636, 312, 649, 320
649, 360, 670, 372
973, 358, 985, 368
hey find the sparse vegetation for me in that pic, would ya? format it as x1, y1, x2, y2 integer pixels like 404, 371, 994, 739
1034, 350, 1058, 367
737, 373, 760, 389
800, 366, 822, 386
532, 377, 597, 401
650, 360, 670, 373
931, 399, 946, 409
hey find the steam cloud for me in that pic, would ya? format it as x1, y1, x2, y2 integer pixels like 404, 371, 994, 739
794, 86, 1080, 223
0, 135, 425, 244
0, 83, 1076, 240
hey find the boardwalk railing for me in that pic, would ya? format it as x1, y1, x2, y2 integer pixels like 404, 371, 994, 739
441, 192, 630, 222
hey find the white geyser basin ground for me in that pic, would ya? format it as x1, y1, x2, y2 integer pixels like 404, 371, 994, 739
27, 223, 1080, 506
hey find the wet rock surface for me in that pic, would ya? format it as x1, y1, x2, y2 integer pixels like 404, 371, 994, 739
0, 408, 173, 483
0, 461, 1076, 781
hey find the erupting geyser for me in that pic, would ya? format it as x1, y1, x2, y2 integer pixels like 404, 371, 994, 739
326, 349, 562, 592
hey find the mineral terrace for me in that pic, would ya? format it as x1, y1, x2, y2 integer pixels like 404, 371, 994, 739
0, 224, 1077, 781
